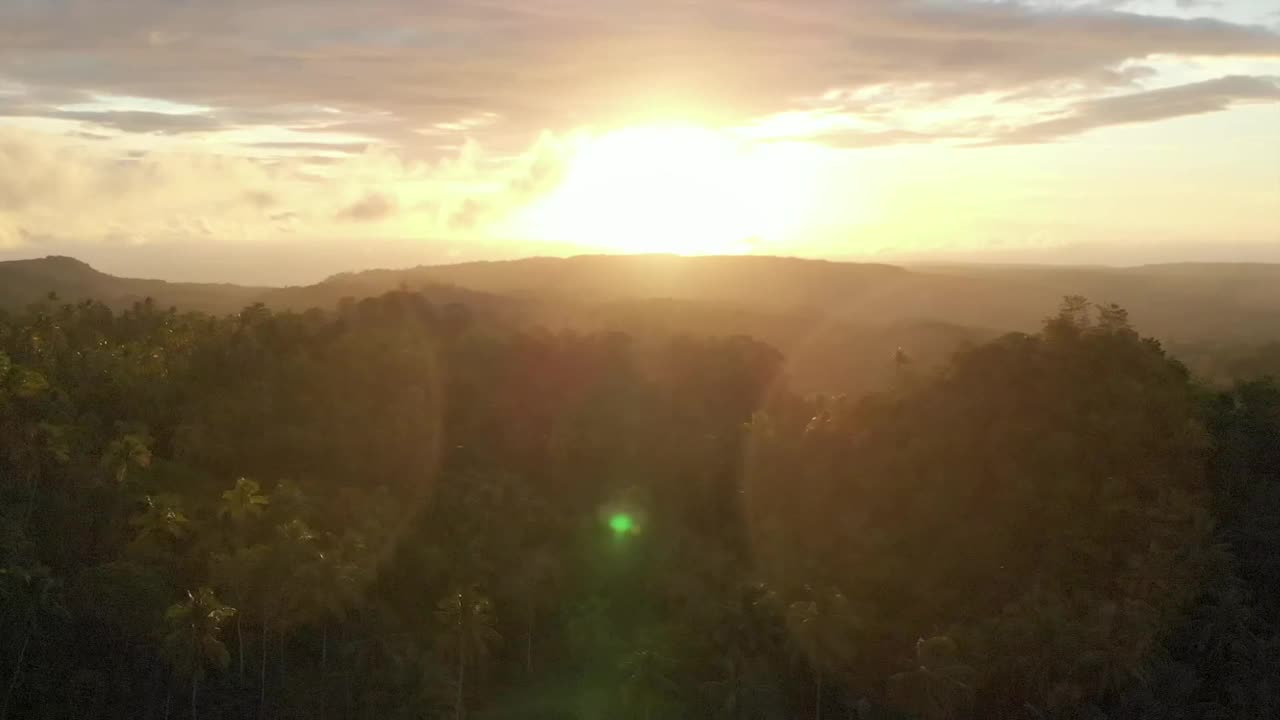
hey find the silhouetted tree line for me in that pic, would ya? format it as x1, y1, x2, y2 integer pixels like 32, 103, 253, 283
1, 291, 1278, 719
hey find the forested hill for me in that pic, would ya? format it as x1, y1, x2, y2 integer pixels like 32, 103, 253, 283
6, 254, 1280, 390
277, 255, 1280, 340
0, 256, 267, 315
3, 291, 1279, 719
9, 255, 1280, 342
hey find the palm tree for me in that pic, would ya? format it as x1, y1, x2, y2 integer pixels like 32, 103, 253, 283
210, 544, 269, 678
508, 546, 561, 676
100, 427, 152, 485
219, 477, 269, 531
435, 586, 501, 720
162, 587, 236, 720
268, 519, 319, 713
0, 563, 60, 720
212, 477, 270, 680
620, 643, 678, 720
128, 494, 189, 552
296, 534, 367, 719
703, 657, 779, 720
785, 586, 856, 720
702, 582, 785, 719
886, 636, 976, 720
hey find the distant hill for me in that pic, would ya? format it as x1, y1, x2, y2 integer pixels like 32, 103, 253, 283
7, 253, 1280, 392
326, 254, 910, 308
0, 255, 514, 319
282, 254, 1280, 341
916, 262, 1280, 340
0, 255, 267, 314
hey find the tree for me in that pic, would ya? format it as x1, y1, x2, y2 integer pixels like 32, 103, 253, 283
620, 641, 679, 720
128, 494, 190, 555
702, 656, 780, 720
886, 636, 976, 720
435, 586, 501, 720
100, 426, 153, 485
295, 533, 367, 719
162, 587, 236, 720
506, 546, 561, 676
210, 544, 269, 678
211, 477, 269, 679
219, 477, 269, 532
785, 586, 856, 720
0, 556, 60, 720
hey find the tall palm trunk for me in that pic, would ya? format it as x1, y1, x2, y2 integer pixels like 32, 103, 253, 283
319, 623, 328, 720
815, 673, 823, 720
525, 603, 535, 676
19, 472, 37, 529
236, 600, 245, 677
455, 648, 465, 720
258, 613, 268, 720
321, 623, 328, 676
278, 628, 288, 710
0, 617, 32, 720
189, 631, 200, 720
342, 626, 352, 720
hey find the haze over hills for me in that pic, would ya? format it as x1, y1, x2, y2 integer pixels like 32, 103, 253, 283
6, 253, 1280, 392
256, 254, 1280, 339
0, 255, 269, 315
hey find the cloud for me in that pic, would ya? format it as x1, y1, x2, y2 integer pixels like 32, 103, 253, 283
41, 109, 222, 134
336, 192, 398, 222
993, 75, 1280, 143
1, 0, 1276, 268
0, 224, 23, 251
0, 124, 555, 251
244, 191, 277, 209
801, 128, 936, 149
445, 132, 570, 230
1175, 0, 1224, 9
0, 91, 223, 133
0, 126, 366, 245
1, 0, 1278, 149
244, 141, 372, 154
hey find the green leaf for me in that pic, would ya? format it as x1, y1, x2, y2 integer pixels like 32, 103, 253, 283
12, 367, 49, 399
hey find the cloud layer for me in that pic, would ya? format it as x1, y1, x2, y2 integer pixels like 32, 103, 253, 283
0, 0, 1277, 267
0, 126, 555, 251
2, 0, 1278, 147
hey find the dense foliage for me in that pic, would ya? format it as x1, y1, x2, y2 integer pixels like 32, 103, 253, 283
1, 291, 1278, 719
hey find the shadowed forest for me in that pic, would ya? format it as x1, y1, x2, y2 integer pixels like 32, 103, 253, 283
3, 283, 1280, 720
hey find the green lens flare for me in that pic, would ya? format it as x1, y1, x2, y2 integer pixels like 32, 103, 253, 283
608, 513, 634, 535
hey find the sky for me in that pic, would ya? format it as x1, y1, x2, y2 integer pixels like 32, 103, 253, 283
0, 0, 1278, 284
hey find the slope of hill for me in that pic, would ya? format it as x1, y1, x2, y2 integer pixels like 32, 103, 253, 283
8, 253, 1280, 391
263, 275, 525, 319
914, 262, 1280, 338
0, 255, 268, 314
288, 254, 1280, 341
0, 255, 991, 394
360, 254, 911, 308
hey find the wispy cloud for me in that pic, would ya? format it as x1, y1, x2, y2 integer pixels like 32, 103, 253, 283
337, 192, 398, 222
0, 124, 568, 249
1, 0, 1277, 149
245, 141, 372, 154
992, 75, 1280, 143
0, 0, 1277, 265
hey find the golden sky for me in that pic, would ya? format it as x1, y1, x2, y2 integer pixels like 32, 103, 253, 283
1, 0, 1278, 283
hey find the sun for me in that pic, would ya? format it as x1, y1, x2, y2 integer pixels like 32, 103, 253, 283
509, 126, 813, 254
